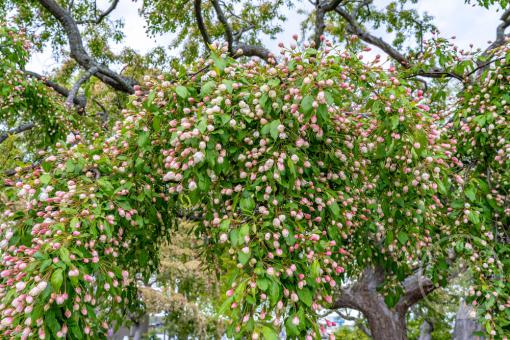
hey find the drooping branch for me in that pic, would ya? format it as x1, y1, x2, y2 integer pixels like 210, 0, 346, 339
66, 66, 98, 108
76, 0, 120, 25
0, 123, 36, 144
25, 70, 87, 110
36, 0, 135, 94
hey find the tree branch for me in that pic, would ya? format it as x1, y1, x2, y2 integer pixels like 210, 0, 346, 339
335, 6, 408, 65
334, 6, 464, 81
235, 43, 271, 60
25, 70, 87, 110
66, 66, 98, 107
395, 269, 436, 312
36, 0, 135, 94
194, 0, 211, 50
76, 0, 120, 25
211, 0, 234, 54
485, 6, 510, 52
314, 0, 344, 48
0, 123, 36, 144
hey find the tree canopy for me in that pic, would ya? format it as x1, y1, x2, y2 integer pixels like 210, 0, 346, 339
0, 0, 509, 339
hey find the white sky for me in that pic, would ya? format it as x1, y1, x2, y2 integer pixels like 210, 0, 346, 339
27, 0, 503, 72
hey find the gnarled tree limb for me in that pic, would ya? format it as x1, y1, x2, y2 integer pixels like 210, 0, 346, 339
37, 0, 135, 94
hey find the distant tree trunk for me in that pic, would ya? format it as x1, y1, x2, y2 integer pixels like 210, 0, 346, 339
332, 266, 437, 340
418, 320, 433, 340
453, 300, 484, 340
130, 314, 149, 340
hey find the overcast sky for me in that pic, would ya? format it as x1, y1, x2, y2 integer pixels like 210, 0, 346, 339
27, 0, 503, 72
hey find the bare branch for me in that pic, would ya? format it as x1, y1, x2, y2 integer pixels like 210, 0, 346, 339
0, 123, 36, 144
211, 0, 234, 54
485, 6, 510, 52
236, 43, 271, 60
194, 0, 211, 49
335, 6, 408, 65
334, 6, 464, 81
395, 269, 436, 312
314, 0, 344, 48
66, 66, 98, 108
76, 0, 120, 25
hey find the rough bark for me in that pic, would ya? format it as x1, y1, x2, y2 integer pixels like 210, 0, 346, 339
453, 300, 484, 340
332, 267, 409, 340
418, 320, 433, 340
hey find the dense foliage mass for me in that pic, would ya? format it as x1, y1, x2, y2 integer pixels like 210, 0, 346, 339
0, 28, 508, 338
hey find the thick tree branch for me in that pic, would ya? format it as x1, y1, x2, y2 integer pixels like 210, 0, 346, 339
314, 0, 344, 48
485, 6, 510, 52
235, 43, 271, 60
194, 0, 211, 49
335, 6, 408, 65
211, 0, 234, 54
395, 269, 436, 313
193, 0, 271, 61
0, 123, 36, 144
76, 0, 120, 25
36, 0, 135, 94
334, 6, 464, 81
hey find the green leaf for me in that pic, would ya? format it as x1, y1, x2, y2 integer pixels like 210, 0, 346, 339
297, 287, 313, 307
397, 231, 409, 245
261, 326, 278, 340
269, 119, 281, 140
40, 174, 51, 184
201, 80, 216, 95
50, 268, 63, 291
300, 95, 314, 114
175, 85, 189, 99
59, 247, 72, 267
329, 202, 340, 217
238, 251, 250, 265
465, 185, 477, 202
256, 278, 270, 291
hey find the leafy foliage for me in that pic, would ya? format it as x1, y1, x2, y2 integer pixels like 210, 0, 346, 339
1, 39, 508, 338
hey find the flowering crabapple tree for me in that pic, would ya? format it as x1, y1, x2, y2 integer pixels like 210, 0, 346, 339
1, 29, 509, 340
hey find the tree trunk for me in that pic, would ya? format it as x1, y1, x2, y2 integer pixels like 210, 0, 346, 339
453, 300, 484, 340
364, 306, 407, 340
332, 266, 439, 340
418, 320, 433, 340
